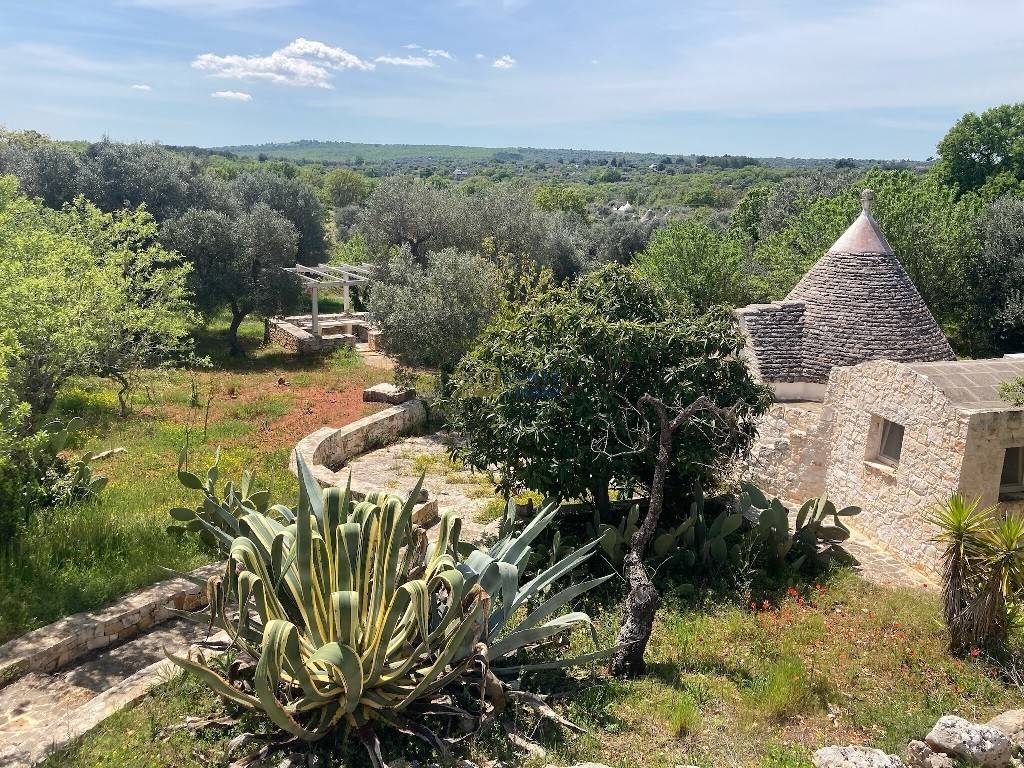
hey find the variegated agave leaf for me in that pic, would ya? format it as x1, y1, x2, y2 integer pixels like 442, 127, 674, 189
459, 498, 614, 674
169, 454, 487, 745
168, 454, 610, 762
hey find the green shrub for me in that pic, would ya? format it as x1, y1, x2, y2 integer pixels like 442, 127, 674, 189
445, 264, 771, 518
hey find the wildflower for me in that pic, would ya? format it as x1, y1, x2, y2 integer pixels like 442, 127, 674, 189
970, 648, 980, 658
787, 586, 798, 598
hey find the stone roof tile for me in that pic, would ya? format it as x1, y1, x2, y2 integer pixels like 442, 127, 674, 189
908, 358, 1024, 410
737, 189, 954, 384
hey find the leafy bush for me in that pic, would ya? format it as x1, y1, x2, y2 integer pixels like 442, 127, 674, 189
633, 217, 750, 312
169, 455, 610, 763
445, 264, 771, 517
367, 246, 500, 381
0, 175, 196, 416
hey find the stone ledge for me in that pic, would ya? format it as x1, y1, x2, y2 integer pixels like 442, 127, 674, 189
0, 562, 221, 689
0, 631, 230, 768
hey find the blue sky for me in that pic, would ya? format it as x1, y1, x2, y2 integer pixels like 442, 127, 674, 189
1, 0, 1022, 158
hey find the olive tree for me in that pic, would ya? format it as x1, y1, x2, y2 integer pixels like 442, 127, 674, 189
444, 264, 771, 516
967, 196, 1024, 352
232, 171, 328, 265
161, 204, 301, 355
367, 246, 500, 385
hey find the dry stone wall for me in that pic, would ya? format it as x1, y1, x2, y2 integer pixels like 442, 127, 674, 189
743, 400, 830, 503
289, 399, 428, 488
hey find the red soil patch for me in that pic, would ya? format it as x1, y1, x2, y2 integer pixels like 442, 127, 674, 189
252, 383, 387, 449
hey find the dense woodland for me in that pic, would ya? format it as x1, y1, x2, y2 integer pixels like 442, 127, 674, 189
3, 104, 1024, 540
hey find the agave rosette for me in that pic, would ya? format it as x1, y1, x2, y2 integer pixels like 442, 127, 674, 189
167, 453, 610, 757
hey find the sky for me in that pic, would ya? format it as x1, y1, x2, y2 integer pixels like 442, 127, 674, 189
1, 0, 1023, 159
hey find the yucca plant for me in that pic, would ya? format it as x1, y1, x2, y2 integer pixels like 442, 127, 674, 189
929, 494, 995, 653
965, 512, 1024, 650
167, 453, 610, 765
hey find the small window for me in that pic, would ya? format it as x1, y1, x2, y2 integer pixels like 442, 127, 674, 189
876, 418, 905, 466
1000, 447, 1024, 495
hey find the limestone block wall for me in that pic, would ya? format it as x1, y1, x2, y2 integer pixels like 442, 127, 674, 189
0, 562, 220, 685
824, 360, 969, 571
743, 401, 830, 503
960, 409, 1024, 514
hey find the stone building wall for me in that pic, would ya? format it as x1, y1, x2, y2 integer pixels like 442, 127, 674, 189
823, 360, 969, 571
743, 401, 830, 503
960, 410, 1024, 515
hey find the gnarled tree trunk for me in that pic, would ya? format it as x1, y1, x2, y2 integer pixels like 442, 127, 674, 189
611, 394, 731, 678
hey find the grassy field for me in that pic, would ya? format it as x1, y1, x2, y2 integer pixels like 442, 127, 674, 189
42, 569, 1021, 768
0, 317, 391, 643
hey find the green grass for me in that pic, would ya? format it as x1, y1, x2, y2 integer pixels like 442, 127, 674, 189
667, 692, 702, 737
43, 569, 1023, 768
0, 315, 389, 643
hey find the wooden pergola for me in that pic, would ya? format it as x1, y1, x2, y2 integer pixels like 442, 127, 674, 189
282, 262, 373, 336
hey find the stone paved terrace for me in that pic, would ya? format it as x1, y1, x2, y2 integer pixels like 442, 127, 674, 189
843, 524, 939, 591
342, 432, 503, 543
0, 619, 212, 766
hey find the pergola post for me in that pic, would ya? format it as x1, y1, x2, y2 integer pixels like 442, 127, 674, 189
310, 284, 320, 337
343, 284, 351, 314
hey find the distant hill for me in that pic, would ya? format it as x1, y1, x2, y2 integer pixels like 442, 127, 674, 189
210, 139, 897, 171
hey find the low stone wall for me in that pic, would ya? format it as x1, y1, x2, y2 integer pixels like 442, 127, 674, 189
0, 562, 220, 688
289, 398, 428, 488
742, 400, 830, 503
266, 317, 356, 356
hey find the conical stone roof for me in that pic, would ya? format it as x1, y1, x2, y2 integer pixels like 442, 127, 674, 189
784, 189, 953, 382
736, 190, 954, 386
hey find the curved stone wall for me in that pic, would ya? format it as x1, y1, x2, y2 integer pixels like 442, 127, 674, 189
289, 398, 428, 488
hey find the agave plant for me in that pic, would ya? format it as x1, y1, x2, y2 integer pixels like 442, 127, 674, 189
167, 453, 610, 765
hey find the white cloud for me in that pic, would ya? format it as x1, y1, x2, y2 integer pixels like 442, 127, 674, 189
401, 44, 452, 60
130, 83, 152, 91
193, 38, 374, 89
492, 54, 516, 69
474, 53, 485, 60
211, 90, 253, 101
375, 55, 436, 68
